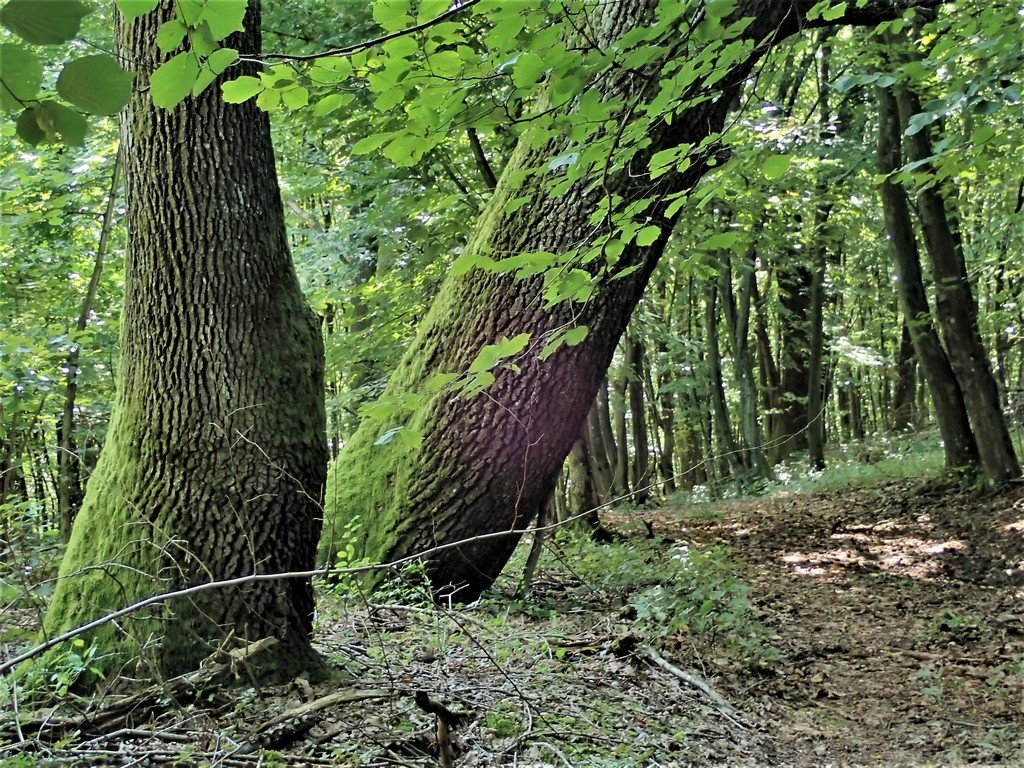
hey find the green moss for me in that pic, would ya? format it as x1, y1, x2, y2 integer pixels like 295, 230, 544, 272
38, 408, 168, 680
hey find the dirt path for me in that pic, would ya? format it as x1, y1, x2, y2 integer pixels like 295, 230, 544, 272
660, 479, 1024, 766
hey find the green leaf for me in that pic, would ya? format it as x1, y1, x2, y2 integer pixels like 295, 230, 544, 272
352, 132, 395, 154
426, 372, 458, 391
374, 426, 403, 446
512, 52, 546, 89
417, 0, 447, 23
701, 231, 739, 250
636, 225, 661, 247
155, 20, 188, 53
821, 2, 847, 20
255, 86, 280, 111
383, 133, 424, 165
115, 0, 159, 22
0, 0, 90, 44
312, 93, 348, 116
0, 44, 42, 113
373, 0, 410, 32
205, 46, 238, 75
309, 57, 352, 85
563, 326, 589, 346
221, 74, 263, 103
192, 48, 237, 96
17, 100, 88, 146
56, 55, 134, 115
199, 0, 247, 40
280, 86, 308, 109
176, 0, 204, 25
971, 124, 996, 146
761, 154, 791, 180
495, 332, 531, 357
15, 104, 45, 144
150, 52, 200, 109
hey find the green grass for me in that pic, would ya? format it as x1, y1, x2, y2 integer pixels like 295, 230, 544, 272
667, 427, 950, 507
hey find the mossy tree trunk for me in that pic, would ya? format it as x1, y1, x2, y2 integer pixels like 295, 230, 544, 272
321, 0, 928, 601
42, 0, 326, 679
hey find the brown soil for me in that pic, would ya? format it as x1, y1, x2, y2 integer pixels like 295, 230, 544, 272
660, 478, 1024, 766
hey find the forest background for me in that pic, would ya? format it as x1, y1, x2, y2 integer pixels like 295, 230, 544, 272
1, 0, 1023, 764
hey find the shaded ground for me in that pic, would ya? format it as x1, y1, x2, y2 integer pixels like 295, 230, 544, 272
2, 477, 1023, 766
653, 478, 1024, 766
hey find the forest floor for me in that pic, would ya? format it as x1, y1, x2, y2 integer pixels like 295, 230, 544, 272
2, 474, 1024, 767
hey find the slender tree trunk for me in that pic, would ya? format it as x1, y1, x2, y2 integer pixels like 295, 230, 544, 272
611, 363, 630, 496
43, 0, 326, 679
891, 320, 917, 431
894, 83, 1020, 483
875, 85, 979, 471
595, 378, 621, 493
719, 255, 774, 480
805, 40, 833, 471
769, 247, 812, 462
58, 148, 123, 541
585, 404, 613, 503
321, 0, 929, 600
626, 336, 652, 502
706, 283, 746, 482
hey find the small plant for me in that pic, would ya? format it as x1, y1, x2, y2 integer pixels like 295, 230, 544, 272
629, 546, 777, 664
8, 638, 106, 702
931, 610, 985, 642
484, 700, 523, 738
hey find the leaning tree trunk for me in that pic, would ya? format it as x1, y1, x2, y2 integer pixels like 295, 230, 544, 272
42, 0, 326, 680
876, 85, 979, 472
320, 0, 930, 601
893, 83, 1020, 484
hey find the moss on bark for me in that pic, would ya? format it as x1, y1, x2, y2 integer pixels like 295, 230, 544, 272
38, 0, 326, 683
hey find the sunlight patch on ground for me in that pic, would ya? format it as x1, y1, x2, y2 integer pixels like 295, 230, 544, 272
779, 534, 965, 579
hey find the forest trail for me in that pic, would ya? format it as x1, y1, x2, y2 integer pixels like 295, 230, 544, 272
655, 479, 1024, 766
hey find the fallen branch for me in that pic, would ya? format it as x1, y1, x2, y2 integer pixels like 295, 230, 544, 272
236, 689, 396, 753
640, 645, 747, 727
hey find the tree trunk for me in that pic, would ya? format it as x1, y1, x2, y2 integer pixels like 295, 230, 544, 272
706, 283, 746, 483
58, 148, 122, 541
769, 247, 812, 462
43, 0, 326, 679
719, 255, 774, 480
321, 0, 929, 600
585, 403, 613, 504
805, 39, 832, 471
891, 320, 917, 431
875, 85, 978, 471
626, 336, 652, 502
893, 83, 1020, 483
595, 378, 621, 494
611, 363, 630, 496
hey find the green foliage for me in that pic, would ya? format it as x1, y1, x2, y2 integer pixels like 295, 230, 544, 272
561, 535, 776, 665
0, 0, 133, 145
5, 638, 104, 702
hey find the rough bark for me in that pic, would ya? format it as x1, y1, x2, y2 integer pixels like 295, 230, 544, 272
42, 1, 326, 679
321, 0, 934, 600
875, 85, 978, 471
893, 84, 1020, 483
